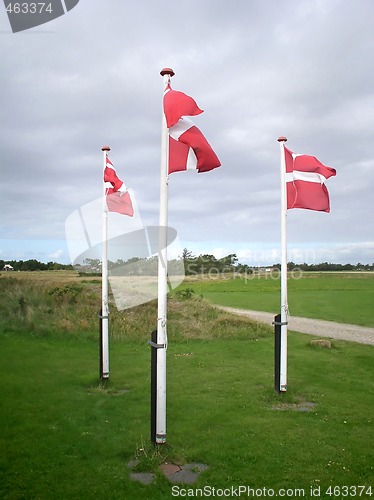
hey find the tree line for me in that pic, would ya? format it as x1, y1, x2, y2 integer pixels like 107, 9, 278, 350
1, 259, 73, 272
76, 252, 251, 276
181, 250, 251, 275
2, 254, 373, 274
274, 262, 374, 272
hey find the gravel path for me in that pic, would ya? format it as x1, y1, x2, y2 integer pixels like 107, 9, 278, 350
218, 306, 374, 346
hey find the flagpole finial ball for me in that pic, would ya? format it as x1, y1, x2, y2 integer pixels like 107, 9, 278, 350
101, 146, 111, 151
277, 136, 287, 142
160, 67, 175, 77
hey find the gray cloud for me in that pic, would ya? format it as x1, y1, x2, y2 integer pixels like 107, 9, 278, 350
1, 0, 373, 264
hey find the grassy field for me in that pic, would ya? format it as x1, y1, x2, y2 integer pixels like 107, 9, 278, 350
1, 271, 373, 499
178, 272, 374, 327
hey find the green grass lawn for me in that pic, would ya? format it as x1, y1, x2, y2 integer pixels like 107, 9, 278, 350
1, 327, 374, 498
1, 272, 374, 499
178, 272, 374, 327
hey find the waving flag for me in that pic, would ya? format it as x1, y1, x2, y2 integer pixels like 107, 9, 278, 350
104, 156, 134, 216
163, 85, 221, 174
284, 147, 336, 212
163, 84, 203, 128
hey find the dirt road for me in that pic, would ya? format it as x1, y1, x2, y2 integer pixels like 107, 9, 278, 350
218, 306, 374, 346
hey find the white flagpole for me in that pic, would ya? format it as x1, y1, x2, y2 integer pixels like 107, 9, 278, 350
155, 67, 174, 444
278, 136, 288, 392
101, 145, 110, 380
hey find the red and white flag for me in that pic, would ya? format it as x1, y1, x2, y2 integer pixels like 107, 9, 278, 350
163, 84, 203, 128
284, 146, 336, 212
163, 85, 221, 174
104, 156, 134, 216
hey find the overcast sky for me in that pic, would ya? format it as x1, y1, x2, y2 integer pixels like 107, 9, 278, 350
1, 0, 373, 266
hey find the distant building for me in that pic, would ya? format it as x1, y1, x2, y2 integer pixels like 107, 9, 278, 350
3, 264, 14, 271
